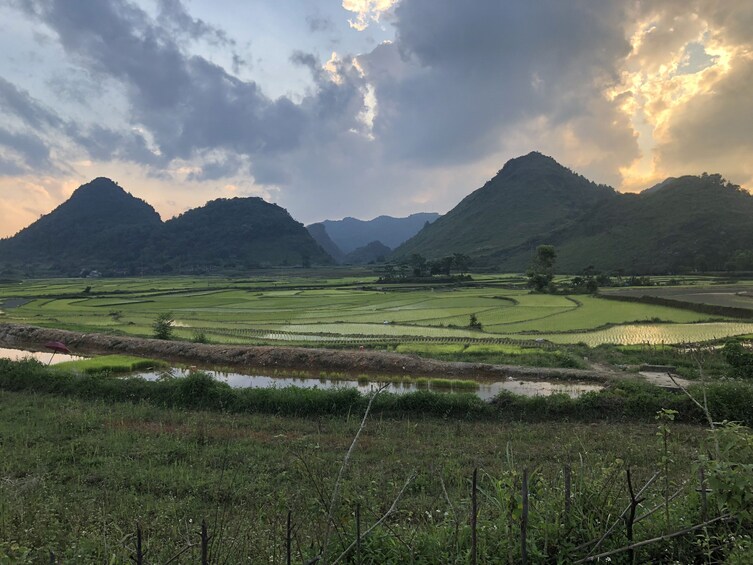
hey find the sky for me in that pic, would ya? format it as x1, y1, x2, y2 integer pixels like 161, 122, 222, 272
1, 0, 752, 238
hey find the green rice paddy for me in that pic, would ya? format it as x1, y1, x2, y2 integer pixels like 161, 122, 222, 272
2, 274, 752, 346
53, 355, 167, 374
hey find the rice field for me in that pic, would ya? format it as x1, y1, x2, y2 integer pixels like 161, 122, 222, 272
1, 274, 752, 346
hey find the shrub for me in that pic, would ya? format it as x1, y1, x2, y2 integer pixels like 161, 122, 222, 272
152, 311, 174, 340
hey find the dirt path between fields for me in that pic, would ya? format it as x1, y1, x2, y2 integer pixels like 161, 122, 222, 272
0, 323, 623, 382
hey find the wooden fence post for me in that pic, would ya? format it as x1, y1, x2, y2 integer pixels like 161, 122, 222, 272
129, 523, 143, 565
698, 466, 708, 522
625, 468, 640, 565
201, 518, 211, 565
564, 465, 572, 520
521, 468, 529, 565
356, 503, 362, 565
471, 468, 478, 565
287, 510, 292, 565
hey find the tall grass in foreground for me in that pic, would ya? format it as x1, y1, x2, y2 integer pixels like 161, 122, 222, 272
0, 374, 751, 563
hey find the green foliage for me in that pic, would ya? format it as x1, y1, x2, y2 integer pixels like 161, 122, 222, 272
191, 329, 209, 343
54, 355, 166, 374
527, 245, 557, 292
468, 313, 482, 330
723, 340, 753, 378
706, 423, 753, 520
152, 311, 174, 340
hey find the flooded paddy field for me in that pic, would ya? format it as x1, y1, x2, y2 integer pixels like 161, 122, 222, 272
0, 345, 604, 400
2, 274, 753, 347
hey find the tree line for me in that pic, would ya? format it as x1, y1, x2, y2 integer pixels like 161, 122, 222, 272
375, 253, 472, 281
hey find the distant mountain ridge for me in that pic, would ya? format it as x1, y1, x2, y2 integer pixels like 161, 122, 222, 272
313, 212, 440, 254
306, 223, 345, 263
0, 178, 162, 271
395, 153, 753, 273
343, 241, 392, 265
3, 158, 752, 277
0, 177, 331, 275
395, 152, 616, 261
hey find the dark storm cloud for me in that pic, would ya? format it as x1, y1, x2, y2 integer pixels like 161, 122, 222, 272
14, 0, 335, 176
187, 154, 248, 182
0, 76, 63, 130
65, 123, 161, 166
4, 0, 654, 223
306, 14, 334, 33
360, 0, 636, 166
0, 70, 163, 170
0, 127, 56, 172
156, 0, 232, 46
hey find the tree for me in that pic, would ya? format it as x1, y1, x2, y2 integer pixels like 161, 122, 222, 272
452, 253, 471, 275
527, 245, 557, 292
153, 311, 174, 340
468, 313, 483, 330
723, 341, 753, 379
408, 253, 428, 277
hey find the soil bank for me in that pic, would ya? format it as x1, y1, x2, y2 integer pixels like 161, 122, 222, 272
0, 323, 611, 382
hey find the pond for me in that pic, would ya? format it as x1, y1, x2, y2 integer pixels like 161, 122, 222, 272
0, 346, 85, 364
134, 367, 603, 401
0, 345, 603, 400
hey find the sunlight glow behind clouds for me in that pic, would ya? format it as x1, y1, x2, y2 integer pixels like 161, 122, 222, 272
611, 4, 750, 191
342, 0, 397, 31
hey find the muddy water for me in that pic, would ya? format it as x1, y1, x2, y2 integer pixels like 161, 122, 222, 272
134, 368, 603, 401
1, 343, 603, 400
0, 346, 85, 364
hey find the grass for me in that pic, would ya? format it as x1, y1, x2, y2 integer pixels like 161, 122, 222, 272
54, 354, 167, 374
3, 358, 753, 426
0, 387, 729, 563
1, 380, 751, 563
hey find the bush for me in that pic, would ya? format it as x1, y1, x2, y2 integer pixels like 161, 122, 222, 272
152, 311, 174, 340
723, 340, 753, 379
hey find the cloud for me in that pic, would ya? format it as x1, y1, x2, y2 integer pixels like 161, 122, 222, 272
359, 0, 638, 172
306, 14, 334, 33
13, 0, 369, 179
607, 0, 753, 189
342, 0, 397, 32
2, 0, 752, 238
0, 127, 56, 173
0, 76, 63, 130
656, 55, 753, 184
156, 0, 232, 47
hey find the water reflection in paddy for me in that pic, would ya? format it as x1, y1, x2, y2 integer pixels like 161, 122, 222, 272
135, 368, 603, 401
0, 346, 85, 364
0, 345, 604, 400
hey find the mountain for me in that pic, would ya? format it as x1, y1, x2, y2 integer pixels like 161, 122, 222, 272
144, 197, 332, 271
0, 177, 161, 272
395, 153, 753, 274
394, 152, 616, 264
306, 223, 345, 263
343, 241, 392, 264
0, 179, 331, 275
316, 212, 440, 254
548, 174, 753, 273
